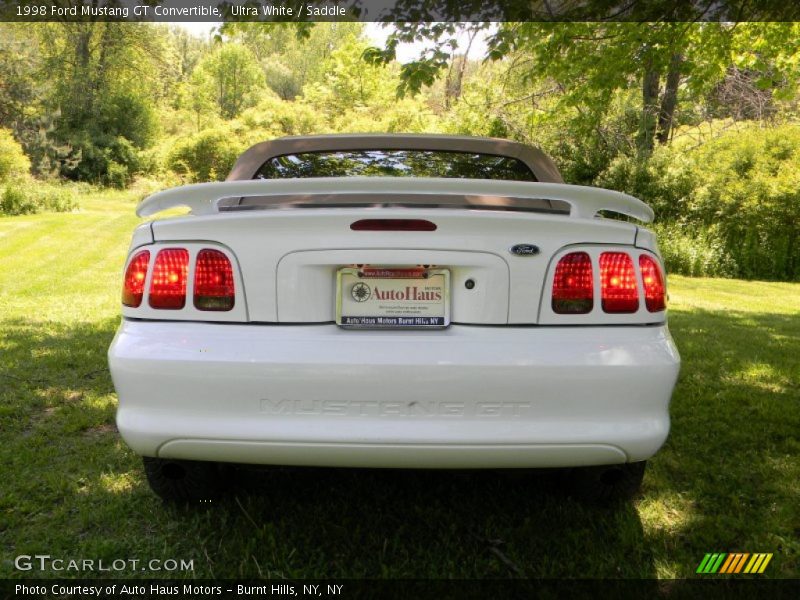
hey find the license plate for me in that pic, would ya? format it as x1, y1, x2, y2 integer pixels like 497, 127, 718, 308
336, 267, 450, 328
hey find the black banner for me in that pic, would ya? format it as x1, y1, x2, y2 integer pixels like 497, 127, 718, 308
4, 578, 800, 600
2, 0, 800, 23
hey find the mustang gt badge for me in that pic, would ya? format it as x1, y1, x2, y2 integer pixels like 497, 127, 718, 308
509, 244, 540, 257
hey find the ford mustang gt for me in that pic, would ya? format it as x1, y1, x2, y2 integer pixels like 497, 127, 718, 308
108, 134, 680, 502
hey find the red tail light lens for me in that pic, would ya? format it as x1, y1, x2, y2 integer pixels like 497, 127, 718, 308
639, 255, 666, 312
122, 250, 150, 308
149, 248, 189, 309
600, 252, 639, 313
194, 249, 235, 311
351, 219, 437, 231
552, 252, 594, 314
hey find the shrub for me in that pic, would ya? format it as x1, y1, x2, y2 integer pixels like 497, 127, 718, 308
0, 185, 38, 215
689, 125, 800, 280
597, 125, 800, 281
40, 185, 79, 212
239, 97, 325, 137
0, 182, 78, 216
0, 129, 31, 182
104, 161, 130, 190
594, 147, 696, 222
167, 129, 245, 182
652, 223, 738, 278
66, 134, 142, 186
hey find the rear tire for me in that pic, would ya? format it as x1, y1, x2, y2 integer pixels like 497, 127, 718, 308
564, 461, 647, 504
143, 457, 227, 503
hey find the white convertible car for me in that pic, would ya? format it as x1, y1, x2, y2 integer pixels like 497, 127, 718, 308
108, 134, 680, 502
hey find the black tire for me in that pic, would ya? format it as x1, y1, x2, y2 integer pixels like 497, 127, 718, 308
564, 461, 647, 504
143, 457, 227, 503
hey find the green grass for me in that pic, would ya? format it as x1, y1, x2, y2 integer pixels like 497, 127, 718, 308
1, 193, 798, 580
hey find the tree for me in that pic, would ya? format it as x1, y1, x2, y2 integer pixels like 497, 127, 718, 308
220, 22, 364, 100
191, 43, 264, 119
0, 24, 41, 132
303, 35, 399, 118
368, 22, 800, 156
33, 22, 172, 182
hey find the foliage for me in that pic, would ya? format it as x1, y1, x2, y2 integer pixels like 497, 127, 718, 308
594, 145, 696, 222
0, 129, 30, 182
14, 112, 81, 179
379, 22, 800, 156
33, 23, 168, 182
0, 185, 37, 215
167, 128, 245, 182
222, 23, 363, 100
67, 134, 147, 188
652, 223, 738, 278
190, 43, 264, 119
0, 181, 78, 215
594, 125, 800, 280
302, 36, 436, 133
2, 21, 800, 281
238, 97, 326, 137
0, 24, 41, 133
690, 126, 800, 280
303, 36, 399, 116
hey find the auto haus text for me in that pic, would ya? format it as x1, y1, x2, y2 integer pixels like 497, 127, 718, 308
18, 584, 345, 597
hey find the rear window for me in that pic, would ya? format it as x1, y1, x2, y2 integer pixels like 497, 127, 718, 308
254, 150, 537, 181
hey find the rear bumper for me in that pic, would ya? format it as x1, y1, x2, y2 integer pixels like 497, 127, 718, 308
108, 320, 680, 468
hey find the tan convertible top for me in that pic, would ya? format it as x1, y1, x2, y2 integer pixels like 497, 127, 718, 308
226, 134, 564, 183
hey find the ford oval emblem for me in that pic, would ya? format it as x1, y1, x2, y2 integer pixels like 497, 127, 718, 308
510, 244, 540, 257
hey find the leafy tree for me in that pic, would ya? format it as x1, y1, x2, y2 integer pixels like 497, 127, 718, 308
304, 36, 398, 117
221, 22, 363, 100
368, 22, 800, 156
0, 129, 30, 182
34, 22, 170, 181
0, 24, 41, 133
191, 43, 264, 119
167, 128, 245, 182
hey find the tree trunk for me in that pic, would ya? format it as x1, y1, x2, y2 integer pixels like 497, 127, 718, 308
638, 63, 660, 156
444, 26, 478, 109
452, 28, 478, 104
656, 53, 683, 145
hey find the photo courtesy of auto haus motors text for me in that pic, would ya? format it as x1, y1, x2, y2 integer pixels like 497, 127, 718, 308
2, 0, 799, 598
15, 583, 343, 598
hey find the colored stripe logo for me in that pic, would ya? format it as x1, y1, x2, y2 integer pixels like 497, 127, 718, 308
696, 553, 773, 574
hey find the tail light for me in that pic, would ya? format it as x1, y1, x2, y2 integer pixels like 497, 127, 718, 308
194, 249, 235, 311
149, 248, 189, 309
639, 255, 666, 312
121, 250, 150, 308
600, 252, 639, 313
351, 219, 437, 231
552, 252, 593, 314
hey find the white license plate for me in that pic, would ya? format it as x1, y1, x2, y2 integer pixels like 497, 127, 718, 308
336, 267, 450, 328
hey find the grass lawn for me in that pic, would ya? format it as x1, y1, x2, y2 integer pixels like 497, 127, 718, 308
1, 192, 798, 580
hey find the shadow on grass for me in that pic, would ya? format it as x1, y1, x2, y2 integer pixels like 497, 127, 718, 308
10, 306, 798, 577
2, 316, 655, 579
648, 308, 800, 576
0, 316, 119, 435
216, 465, 653, 578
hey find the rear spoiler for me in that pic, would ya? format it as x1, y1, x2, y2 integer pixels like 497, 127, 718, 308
136, 177, 654, 223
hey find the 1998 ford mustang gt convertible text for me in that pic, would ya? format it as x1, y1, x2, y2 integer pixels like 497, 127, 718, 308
108, 134, 680, 502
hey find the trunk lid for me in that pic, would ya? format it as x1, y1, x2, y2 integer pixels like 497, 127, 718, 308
150, 207, 637, 324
